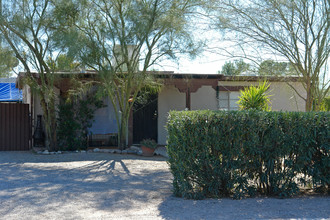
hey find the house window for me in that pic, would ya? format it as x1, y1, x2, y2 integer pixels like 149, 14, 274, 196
218, 91, 240, 110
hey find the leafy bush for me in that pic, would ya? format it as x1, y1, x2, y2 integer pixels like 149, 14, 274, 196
237, 81, 271, 111
167, 110, 329, 199
320, 96, 330, 111
57, 93, 104, 151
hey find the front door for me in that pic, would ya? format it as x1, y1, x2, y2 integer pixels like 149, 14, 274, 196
133, 93, 158, 144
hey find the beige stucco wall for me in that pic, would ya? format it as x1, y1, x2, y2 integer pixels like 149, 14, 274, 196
218, 81, 306, 111
158, 85, 218, 145
22, 85, 60, 130
191, 86, 218, 110
269, 82, 306, 111
33, 92, 44, 123
90, 97, 118, 134
158, 81, 306, 145
157, 85, 185, 145
22, 85, 31, 106
22, 85, 42, 127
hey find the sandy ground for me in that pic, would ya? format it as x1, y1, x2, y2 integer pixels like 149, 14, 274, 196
0, 151, 329, 220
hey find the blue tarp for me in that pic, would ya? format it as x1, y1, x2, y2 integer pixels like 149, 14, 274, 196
0, 82, 23, 102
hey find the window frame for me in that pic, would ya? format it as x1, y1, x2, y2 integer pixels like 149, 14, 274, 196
218, 91, 240, 111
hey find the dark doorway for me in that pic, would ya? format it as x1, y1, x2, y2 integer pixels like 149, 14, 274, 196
133, 93, 158, 144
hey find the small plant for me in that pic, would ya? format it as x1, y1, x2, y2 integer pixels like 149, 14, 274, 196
319, 96, 330, 111
140, 139, 157, 149
237, 81, 272, 111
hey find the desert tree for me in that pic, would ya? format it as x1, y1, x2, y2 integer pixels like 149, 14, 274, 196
57, 0, 202, 149
210, 0, 329, 111
0, 0, 73, 150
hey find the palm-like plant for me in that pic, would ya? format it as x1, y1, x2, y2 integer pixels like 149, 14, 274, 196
237, 81, 272, 111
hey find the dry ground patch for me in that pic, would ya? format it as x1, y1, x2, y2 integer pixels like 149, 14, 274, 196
0, 152, 329, 220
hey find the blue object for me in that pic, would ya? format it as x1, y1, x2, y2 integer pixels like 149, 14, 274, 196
0, 82, 23, 102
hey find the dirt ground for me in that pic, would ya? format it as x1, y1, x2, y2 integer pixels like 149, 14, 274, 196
0, 151, 329, 220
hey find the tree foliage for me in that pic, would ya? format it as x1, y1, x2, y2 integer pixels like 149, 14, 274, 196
220, 59, 250, 76
46, 54, 80, 72
212, 0, 330, 111
57, 0, 201, 149
0, 0, 202, 150
258, 60, 296, 76
0, 46, 19, 77
0, 0, 65, 151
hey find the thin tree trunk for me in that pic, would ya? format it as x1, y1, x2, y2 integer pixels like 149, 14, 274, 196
40, 91, 58, 151
118, 117, 128, 150
305, 80, 313, 111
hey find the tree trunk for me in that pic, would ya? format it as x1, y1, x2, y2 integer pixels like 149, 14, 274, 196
49, 113, 58, 151
40, 93, 58, 151
305, 80, 313, 112
118, 116, 128, 150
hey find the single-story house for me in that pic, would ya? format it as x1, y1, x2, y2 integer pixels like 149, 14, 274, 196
17, 71, 306, 146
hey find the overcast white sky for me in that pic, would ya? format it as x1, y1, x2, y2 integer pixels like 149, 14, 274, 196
156, 26, 230, 74
158, 51, 227, 74
154, 16, 230, 74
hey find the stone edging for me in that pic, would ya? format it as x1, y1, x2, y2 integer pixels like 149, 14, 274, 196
34, 146, 167, 157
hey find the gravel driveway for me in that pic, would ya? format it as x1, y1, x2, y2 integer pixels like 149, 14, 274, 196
0, 151, 329, 220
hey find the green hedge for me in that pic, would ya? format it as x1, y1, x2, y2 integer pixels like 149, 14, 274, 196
166, 110, 329, 199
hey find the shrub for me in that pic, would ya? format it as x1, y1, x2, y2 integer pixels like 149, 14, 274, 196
140, 139, 158, 149
320, 96, 330, 111
166, 110, 329, 199
57, 93, 104, 151
237, 81, 271, 111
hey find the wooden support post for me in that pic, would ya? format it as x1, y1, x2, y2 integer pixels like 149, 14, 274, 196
128, 109, 133, 147
186, 88, 191, 110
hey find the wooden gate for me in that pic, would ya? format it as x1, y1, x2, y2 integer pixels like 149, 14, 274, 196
0, 103, 31, 151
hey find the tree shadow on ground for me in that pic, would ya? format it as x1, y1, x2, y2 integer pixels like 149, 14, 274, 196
0, 151, 172, 219
2, 151, 328, 219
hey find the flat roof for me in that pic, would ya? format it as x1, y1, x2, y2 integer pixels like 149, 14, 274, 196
17, 71, 301, 84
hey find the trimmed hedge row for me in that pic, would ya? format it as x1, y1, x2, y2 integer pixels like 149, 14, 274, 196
166, 110, 329, 199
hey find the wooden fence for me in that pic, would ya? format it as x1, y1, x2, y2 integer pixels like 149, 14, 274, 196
0, 103, 31, 151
